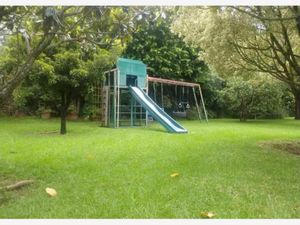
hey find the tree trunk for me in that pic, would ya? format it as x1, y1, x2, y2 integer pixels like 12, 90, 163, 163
240, 110, 247, 122
0, 95, 14, 115
240, 114, 247, 122
239, 102, 248, 122
60, 108, 67, 135
295, 92, 300, 120
60, 91, 68, 135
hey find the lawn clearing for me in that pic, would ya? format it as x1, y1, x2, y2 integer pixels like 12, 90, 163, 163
0, 117, 300, 218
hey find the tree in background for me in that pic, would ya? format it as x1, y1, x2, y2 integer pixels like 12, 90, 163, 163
123, 7, 225, 116
0, 6, 141, 112
0, 6, 78, 106
172, 6, 300, 119
48, 48, 88, 134
11, 42, 122, 134
0, 6, 144, 133
218, 76, 291, 121
123, 7, 207, 82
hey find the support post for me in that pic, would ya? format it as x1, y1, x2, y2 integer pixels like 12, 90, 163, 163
198, 85, 208, 122
117, 69, 120, 128
192, 87, 202, 121
153, 82, 157, 103
145, 79, 148, 127
130, 96, 133, 127
161, 83, 164, 109
175, 85, 177, 107
113, 70, 117, 128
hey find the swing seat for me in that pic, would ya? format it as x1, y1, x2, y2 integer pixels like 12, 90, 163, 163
172, 111, 187, 118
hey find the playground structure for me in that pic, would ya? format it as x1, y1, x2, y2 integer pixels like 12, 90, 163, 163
99, 58, 208, 133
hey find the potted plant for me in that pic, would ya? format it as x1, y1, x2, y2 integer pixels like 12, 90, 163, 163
89, 107, 101, 121
38, 106, 52, 119
81, 104, 101, 121
67, 104, 79, 120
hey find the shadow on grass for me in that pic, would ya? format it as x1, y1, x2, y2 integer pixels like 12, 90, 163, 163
116, 125, 166, 134
216, 118, 300, 129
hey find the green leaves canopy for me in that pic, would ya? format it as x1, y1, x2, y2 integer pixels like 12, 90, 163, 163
123, 8, 207, 82
172, 6, 300, 118
218, 77, 291, 121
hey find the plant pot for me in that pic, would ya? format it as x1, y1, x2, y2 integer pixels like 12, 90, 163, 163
41, 112, 51, 119
67, 112, 79, 120
89, 115, 100, 121
15, 111, 26, 117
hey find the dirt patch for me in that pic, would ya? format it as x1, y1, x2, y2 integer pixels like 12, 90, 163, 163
25, 130, 59, 136
38, 131, 59, 135
259, 140, 300, 156
0, 177, 16, 188
0, 178, 15, 206
0, 178, 35, 207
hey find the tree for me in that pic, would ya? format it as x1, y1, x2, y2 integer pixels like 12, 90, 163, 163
0, 6, 140, 112
218, 76, 289, 121
123, 7, 207, 82
9, 42, 122, 134
0, 6, 75, 107
172, 6, 300, 119
51, 49, 88, 134
123, 7, 225, 115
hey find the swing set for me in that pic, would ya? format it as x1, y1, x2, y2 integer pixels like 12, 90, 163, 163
98, 58, 207, 133
148, 76, 208, 122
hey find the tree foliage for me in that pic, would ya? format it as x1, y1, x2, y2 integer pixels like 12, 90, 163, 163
12, 42, 122, 134
0, 6, 141, 111
123, 7, 207, 82
218, 76, 292, 121
172, 6, 300, 118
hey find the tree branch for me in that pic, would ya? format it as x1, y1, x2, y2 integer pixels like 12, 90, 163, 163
230, 6, 297, 22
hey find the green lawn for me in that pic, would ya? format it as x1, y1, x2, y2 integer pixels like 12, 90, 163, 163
0, 117, 299, 218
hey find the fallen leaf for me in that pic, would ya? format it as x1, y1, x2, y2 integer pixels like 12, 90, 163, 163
86, 154, 94, 160
45, 187, 57, 197
200, 211, 215, 218
170, 172, 179, 178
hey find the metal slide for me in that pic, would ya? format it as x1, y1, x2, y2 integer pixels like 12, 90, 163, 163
129, 86, 187, 133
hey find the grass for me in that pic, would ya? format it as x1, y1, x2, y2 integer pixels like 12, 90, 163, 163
0, 117, 299, 218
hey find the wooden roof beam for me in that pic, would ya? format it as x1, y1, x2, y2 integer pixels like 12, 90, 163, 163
147, 76, 200, 88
